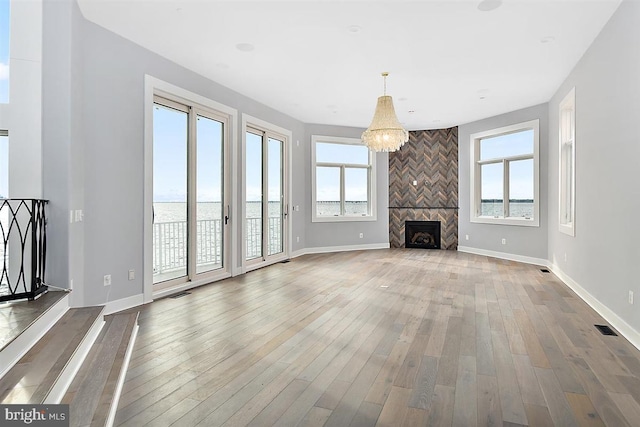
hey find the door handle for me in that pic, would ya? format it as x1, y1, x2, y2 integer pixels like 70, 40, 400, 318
284, 204, 288, 219
224, 205, 230, 225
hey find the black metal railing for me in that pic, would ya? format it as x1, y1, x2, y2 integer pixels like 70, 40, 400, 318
0, 199, 48, 302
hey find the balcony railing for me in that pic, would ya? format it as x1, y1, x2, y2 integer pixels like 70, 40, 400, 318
0, 199, 48, 302
153, 217, 282, 275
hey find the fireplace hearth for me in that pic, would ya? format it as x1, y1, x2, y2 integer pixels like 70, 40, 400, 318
405, 221, 441, 249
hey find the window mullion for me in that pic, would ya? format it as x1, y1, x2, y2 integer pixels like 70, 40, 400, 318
503, 159, 509, 218
340, 166, 345, 216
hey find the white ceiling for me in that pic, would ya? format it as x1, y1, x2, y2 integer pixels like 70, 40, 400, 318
77, 0, 621, 130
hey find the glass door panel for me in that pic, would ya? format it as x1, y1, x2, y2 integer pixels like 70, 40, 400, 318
195, 115, 224, 274
246, 131, 263, 260
153, 103, 188, 284
267, 137, 283, 256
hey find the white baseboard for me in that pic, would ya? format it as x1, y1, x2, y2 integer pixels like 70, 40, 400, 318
293, 242, 390, 258
548, 264, 640, 351
44, 307, 106, 403
0, 293, 70, 379
106, 316, 139, 427
457, 246, 547, 267
104, 294, 145, 315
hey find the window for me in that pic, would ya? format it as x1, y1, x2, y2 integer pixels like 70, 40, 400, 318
312, 135, 376, 222
470, 120, 539, 226
0, 0, 8, 103
559, 88, 575, 236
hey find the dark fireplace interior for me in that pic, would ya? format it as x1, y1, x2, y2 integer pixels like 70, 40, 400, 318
405, 221, 441, 249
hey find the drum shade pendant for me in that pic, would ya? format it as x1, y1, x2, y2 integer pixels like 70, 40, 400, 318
361, 72, 408, 152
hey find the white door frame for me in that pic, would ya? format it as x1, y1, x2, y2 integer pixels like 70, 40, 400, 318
143, 75, 238, 303
241, 114, 292, 273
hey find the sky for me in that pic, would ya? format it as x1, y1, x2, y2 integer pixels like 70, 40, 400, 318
0, 0, 8, 103
480, 129, 534, 200
153, 104, 284, 205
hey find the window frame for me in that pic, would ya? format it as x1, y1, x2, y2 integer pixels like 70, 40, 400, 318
311, 135, 377, 223
470, 119, 540, 227
559, 88, 576, 236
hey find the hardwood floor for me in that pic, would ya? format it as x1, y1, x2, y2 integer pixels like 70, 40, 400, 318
0, 290, 67, 351
114, 249, 640, 426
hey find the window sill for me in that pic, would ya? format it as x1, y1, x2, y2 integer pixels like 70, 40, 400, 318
559, 223, 575, 236
312, 215, 377, 223
471, 216, 539, 227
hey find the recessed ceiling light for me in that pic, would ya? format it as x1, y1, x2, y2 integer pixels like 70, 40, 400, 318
540, 36, 556, 44
408, 110, 415, 114
479, 96, 487, 100
477, 0, 502, 12
236, 43, 255, 52
348, 25, 362, 33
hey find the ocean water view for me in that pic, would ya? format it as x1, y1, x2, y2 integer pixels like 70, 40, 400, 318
153, 201, 370, 222
481, 200, 534, 218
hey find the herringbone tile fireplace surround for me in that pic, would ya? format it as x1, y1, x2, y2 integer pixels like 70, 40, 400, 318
389, 127, 458, 250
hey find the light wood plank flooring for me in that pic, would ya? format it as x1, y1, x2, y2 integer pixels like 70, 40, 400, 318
0, 290, 67, 351
114, 249, 640, 426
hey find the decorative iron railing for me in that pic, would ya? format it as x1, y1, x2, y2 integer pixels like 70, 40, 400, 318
152, 217, 282, 275
0, 199, 48, 302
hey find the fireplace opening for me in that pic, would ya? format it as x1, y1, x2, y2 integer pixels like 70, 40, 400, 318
405, 221, 441, 249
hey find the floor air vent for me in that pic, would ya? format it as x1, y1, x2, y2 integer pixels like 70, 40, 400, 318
595, 325, 618, 336
540, 269, 550, 273
170, 291, 191, 299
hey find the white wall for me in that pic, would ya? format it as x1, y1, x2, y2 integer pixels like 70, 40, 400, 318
458, 103, 549, 264
5, 0, 42, 198
547, 0, 640, 342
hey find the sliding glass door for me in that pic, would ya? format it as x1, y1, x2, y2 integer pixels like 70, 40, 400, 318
245, 128, 287, 265
153, 96, 229, 289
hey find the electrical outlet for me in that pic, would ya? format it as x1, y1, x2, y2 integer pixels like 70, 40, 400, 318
128, 269, 135, 281
103, 274, 111, 286
359, 233, 364, 238
629, 291, 634, 304
465, 234, 469, 241
501, 238, 506, 245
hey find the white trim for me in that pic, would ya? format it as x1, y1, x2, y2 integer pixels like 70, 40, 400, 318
549, 264, 640, 351
44, 307, 106, 403
559, 87, 576, 237
103, 293, 145, 316
143, 75, 238, 303
457, 245, 547, 267
241, 114, 293, 272
470, 119, 539, 227
105, 317, 139, 427
311, 135, 377, 223
295, 242, 390, 257
0, 293, 70, 379
152, 272, 232, 300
